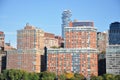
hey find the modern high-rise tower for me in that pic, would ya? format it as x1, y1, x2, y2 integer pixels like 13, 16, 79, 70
106, 22, 120, 75
61, 10, 72, 38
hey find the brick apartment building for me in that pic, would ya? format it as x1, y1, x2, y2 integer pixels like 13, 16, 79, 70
7, 49, 43, 73
7, 24, 44, 73
47, 48, 98, 77
47, 20, 98, 78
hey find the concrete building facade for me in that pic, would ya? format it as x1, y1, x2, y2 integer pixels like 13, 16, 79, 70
106, 45, 120, 75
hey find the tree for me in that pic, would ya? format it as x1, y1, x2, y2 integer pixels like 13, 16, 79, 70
90, 76, 97, 80
39, 71, 56, 80
58, 74, 66, 80
103, 74, 115, 80
21, 71, 29, 80
74, 73, 85, 80
2, 69, 30, 80
0, 73, 5, 80
97, 76, 103, 80
28, 72, 39, 80
115, 75, 120, 80
65, 72, 74, 79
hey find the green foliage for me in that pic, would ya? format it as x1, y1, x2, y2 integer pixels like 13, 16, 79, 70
22, 71, 29, 80
74, 73, 85, 80
42, 76, 54, 80
1, 69, 39, 80
28, 72, 39, 80
103, 74, 115, 80
97, 76, 103, 80
39, 71, 56, 80
0, 73, 5, 80
115, 75, 120, 80
3, 69, 22, 80
58, 74, 66, 80
0, 69, 120, 80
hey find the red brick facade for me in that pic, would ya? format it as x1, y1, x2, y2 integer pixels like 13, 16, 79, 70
7, 50, 41, 73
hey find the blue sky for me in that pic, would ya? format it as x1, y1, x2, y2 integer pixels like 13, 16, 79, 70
0, 0, 120, 47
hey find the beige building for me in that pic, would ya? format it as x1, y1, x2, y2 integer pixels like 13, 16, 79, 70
97, 32, 107, 53
7, 24, 44, 73
17, 23, 44, 50
55, 36, 64, 47
44, 32, 58, 48
0, 31, 5, 48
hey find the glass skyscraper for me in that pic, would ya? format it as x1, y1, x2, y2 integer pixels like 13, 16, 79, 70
109, 22, 120, 45
61, 10, 72, 38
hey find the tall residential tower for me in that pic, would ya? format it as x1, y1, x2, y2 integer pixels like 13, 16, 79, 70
61, 10, 72, 38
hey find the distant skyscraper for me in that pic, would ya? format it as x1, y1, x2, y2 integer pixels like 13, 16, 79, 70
106, 22, 120, 75
0, 31, 5, 48
109, 22, 120, 45
61, 10, 72, 38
